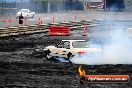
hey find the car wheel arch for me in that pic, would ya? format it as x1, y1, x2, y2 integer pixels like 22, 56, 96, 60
67, 52, 72, 58
45, 49, 51, 54
45, 49, 53, 60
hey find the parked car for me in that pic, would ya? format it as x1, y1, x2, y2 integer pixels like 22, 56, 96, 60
16, 9, 35, 19
44, 40, 102, 60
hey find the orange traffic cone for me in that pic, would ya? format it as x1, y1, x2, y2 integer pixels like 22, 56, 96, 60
52, 16, 55, 23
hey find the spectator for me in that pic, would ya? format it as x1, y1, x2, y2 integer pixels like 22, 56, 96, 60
19, 13, 24, 26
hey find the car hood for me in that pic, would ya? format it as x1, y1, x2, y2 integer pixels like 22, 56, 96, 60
44, 46, 55, 50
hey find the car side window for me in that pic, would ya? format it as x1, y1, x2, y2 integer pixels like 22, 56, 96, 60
56, 41, 64, 48
56, 41, 70, 49
64, 42, 70, 49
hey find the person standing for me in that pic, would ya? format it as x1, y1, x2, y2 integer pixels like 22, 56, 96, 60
19, 13, 24, 26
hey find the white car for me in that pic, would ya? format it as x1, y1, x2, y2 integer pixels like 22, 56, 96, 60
44, 40, 102, 60
16, 9, 35, 19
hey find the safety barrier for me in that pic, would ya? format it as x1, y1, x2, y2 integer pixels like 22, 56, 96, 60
38, 24, 49, 32
9, 27, 19, 35
28, 25, 38, 34
0, 15, 93, 37
0, 28, 9, 37
49, 23, 60, 26
60, 22, 74, 28
69, 22, 82, 27
0, 15, 86, 27
19, 26, 28, 34
0, 16, 112, 37
49, 26, 70, 36
79, 20, 93, 25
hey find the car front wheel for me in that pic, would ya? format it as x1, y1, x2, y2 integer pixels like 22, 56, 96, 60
46, 53, 52, 60
45, 50, 53, 60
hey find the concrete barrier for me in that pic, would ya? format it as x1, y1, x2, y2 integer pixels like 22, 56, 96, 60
38, 24, 49, 31
49, 23, 60, 26
28, 25, 38, 33
0, 28, 9, 37
9, 27, 19, 35
60, 22, 74, 28
19, 26, 28, 34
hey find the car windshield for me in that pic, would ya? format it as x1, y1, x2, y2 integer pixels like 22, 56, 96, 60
19, 9, 28, 13
72, 41, 89, 48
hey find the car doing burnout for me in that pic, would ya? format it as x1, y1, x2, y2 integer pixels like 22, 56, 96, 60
16, 9, 35, 19
44, 40, 102, 60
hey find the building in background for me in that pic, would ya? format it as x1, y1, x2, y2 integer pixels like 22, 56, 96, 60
105, 0, 125, 12
0, 0, 17, 15
81, 0, 103, 11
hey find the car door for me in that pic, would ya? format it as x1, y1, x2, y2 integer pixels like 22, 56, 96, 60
55, 41, 70, 58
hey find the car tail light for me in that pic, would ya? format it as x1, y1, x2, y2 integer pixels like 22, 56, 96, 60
78, 52, 86, 55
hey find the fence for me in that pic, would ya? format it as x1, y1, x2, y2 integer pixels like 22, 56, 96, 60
0, 1, 85, 15
0, 2, 17, 15
0, 14, 116, 38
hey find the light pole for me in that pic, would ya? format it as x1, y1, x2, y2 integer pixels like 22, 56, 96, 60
104, 0, 106, 12
48, 0, 50, 13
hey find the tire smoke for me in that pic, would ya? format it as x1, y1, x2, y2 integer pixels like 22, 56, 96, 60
71, 21, 132, 65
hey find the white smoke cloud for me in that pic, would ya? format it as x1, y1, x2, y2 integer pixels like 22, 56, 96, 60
71, 22, 132, 65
